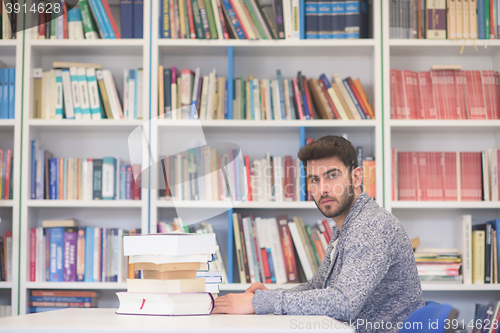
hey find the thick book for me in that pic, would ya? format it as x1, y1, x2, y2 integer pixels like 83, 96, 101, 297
123, 233, 216, 256
116, 292, 214, 316
126, 278, 207, 293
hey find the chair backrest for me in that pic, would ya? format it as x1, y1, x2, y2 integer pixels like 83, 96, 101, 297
399, 301, 459, 333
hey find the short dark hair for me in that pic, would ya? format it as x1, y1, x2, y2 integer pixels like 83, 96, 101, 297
297, 135, 358, 172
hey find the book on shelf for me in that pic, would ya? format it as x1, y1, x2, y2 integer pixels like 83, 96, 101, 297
157, 67, 373, 120
28, 290, 98, 314
392, 148, 500, 202
30, 0, 143, 40
0, 68, 16, 120
390, 68, 500, 120
30, 140, 141, 201
0, 149, 14, 200
0, 231, 12, 282
29, 226, 134, 283
0, 305, 12, 317
117, 232, 218, 316
32, 63, 142, 120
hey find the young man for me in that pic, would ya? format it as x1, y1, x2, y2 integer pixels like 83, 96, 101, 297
213, 135, 425, 332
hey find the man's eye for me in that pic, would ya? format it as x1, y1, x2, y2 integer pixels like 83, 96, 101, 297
310, 178, 318, 183
328, 173, 338, 179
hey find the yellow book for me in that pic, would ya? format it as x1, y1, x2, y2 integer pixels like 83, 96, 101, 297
447, 0, 457, 39
456, 0, 463, 39
463, 0, 470, 38
332, 83, 354, 119
472, 230, 485, 284
470, 0, 478, 38
142, 270, 198, 280
178, 0, 187, 38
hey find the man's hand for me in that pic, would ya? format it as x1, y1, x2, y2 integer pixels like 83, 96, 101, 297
212, 293, 256, 314
245, 282, 269, 294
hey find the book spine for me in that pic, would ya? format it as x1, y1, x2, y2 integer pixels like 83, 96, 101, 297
133, 0, 144, 38
79, 0, 99, 39
63, 228, 77, 282
49, 227, 64, 282
102, 0, 122, 38
305, 0, 318, 38
120, 0, 134, 38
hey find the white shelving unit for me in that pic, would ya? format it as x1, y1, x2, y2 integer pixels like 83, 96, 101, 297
382, 1, 500, 324
0, 26, 24, 316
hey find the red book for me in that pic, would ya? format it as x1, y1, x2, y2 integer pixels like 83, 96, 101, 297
494, 72, 500, 119
416, 152, 427, 201
284, 156, 294, 200
249, 216, 263, 281
318, 79, 340, 119
260, 246, 272, 283
38, 6, 46, 38
392, 148, 396, 201
101, 0, 122, 38
466, 70, 487, 120
481, 70, 496, 119
410, 152, 419, 201
302, 75, 315, 119
4, 149, 11, 199
63, 1, 68, 39
402, 70, 414, 120
455, 70, 468, 119
292, 78, 305, 120
390, 69, 398, 119
132, 164, 142, 200
445, 70, 457, 119
276, 215, 299, 283
411, 72, 420, 119
321, 219, 332, 242
443, 152, 457, 201
216, 0, 230, 39
185, 0, 197, 38
346, 77, 369, 119
30, 228, 37, 282
245, 155, 252, 201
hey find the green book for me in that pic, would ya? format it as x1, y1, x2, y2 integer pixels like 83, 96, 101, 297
183, 0, 191, 38
191, 0, 205, 38
50, 10, 57, 39
240, 76, 245, 119
305, 224, 321, 267
242, 0, 266, 39
79, 0, 99, 39
485, 0, 491, 39
203, 0, 218, 39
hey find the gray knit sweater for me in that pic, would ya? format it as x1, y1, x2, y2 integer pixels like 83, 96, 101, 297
252, 193, 425, 333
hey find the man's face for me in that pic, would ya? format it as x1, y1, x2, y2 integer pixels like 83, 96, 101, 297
307, 156, 356, 219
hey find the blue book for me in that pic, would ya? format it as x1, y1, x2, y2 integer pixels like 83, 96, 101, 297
29, 307, 61, 313
266, 248, 276, 283
305, 0, 318, 39
49, 227, 64, 282
120, 0, 134, 38
162, 0, 171, 38
2, 69, 8, 119
37, 149, 45, 199
31, 140, 37, 199
49, 158, 58, 199
133, 0, 144, 38
220, 0, 246, 39
0, 69, 4, 119
158, 0, 163, 38
88, 0, 112, 38
487, 219, 500, 282
317, 0, 331, 38
8, 69, 15, 119
478, 0, 486, 39
342, 78, 365, 119
344, 0, 368, 38
276, 70, 286, 119
119, 165, 126, 199
84, 226, 94, 282
331, 0, 345, 38
30, 296, 94, 303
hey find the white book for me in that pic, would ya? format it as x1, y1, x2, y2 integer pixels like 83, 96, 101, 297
242, 217, 256, 282
272, 80, 281, 121
128, 70, 136, 120
282, 0, 292, 39
69, 67, 82, 120
325, 82, 349, 120
332, 73, 360, 120
123, 233, 216, 256
273, 156, 284, 201
456, 215, 472, 285
171, 74, 178, 119
136, 69, 143, 119
211, 0, 224, 39
251, 159, 261, 201
199, 75, 210, 120
5, 235, 12, 281
202, 146, 213, 201
253, 79, 261, 120
86, 68, 102, 120
291, 0, 300, 39
239, 152, 249, 201
123, 69, 129, 119
103, 70, 123, 120
268, 218, 287, 284
489, 148, 498, 201
77, 67, 92, 120
41, 71, 50, 119
260, 158, 269, 201
102, 158, 115, 200
288, 221, 314, 280
206, 70, 217, 120
68, 10, 85, 39
36, 227, 45, 282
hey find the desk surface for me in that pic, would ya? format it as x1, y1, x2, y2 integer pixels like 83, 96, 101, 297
0, 308, 354, 333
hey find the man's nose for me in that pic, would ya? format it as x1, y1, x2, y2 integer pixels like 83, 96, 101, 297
320, 179, 330, 195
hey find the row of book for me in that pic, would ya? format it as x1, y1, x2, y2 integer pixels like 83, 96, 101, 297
391, 0, 500, 40
473, 301, 500, 333
414, 247, 463, 284
0, 68, 15, 119
0, 149, 13, 200
28, 290, 98, 313
158, 67, 374, 120
118, 232, 220, 316
232, 213, 335, 284
32, 0, 143, 40
30, 140, 142, 200
393, 149, 500, 202
33, 62, 143, 120
391, 69, 500, 120
0, 231, 12, 282
1, 2, 16, 40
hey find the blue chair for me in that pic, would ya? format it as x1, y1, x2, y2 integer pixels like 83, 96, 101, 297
399, 301, 459, 333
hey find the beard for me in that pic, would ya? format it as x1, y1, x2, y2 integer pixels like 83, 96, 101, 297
313, 180, 356, 219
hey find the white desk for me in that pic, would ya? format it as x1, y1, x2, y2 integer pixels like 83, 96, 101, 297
0, 308, 355, 333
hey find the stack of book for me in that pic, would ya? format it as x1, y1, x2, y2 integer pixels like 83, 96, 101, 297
0, 149, 13, 200
29, 219, 135, 283
32, 61, 143, 120
29, 290, 98, 313
414, 247, 463, 284
0, 231, 12, 282
393, 149, 500, 202
158, 0, 370, 39
158, 67, 373, 120
117, 232, 218, 316
390, 68, 500, 120
32, 0, 141, 40
30, 140, 141, 201
0, 66, 16, 119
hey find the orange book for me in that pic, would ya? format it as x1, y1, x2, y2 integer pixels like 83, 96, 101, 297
302, 75, 316, 119
363, 158, 376, 199
158, 66, 165, 118
311, 231, 325, 263
353, 78, 375, 119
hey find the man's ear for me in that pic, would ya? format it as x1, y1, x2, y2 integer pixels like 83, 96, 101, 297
351, 167, 363, 188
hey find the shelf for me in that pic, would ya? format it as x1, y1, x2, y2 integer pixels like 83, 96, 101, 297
0, 120, 16, 127
421, 284, 500, 291
27, 200, 143, 208
30, 40, 145, 47
157, 200, 317, 209
390, 120, 500, 132
389, 39, 500, 56
391, 201, 500, 209
219, 283, 299, 291
0, 40, 18, 47
158, 39, 376, 47
26, 282, 127, 290
0, 200, 14, 207
28, 119, 145, 132
156, 120, 376, 129
0, 282, 13, 289
29, 39, 144, 57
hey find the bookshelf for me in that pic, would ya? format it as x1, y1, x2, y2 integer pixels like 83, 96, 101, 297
0, 26, 24, 316
382, 1, 500, 324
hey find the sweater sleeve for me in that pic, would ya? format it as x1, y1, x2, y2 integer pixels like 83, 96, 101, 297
252, 224, 393, 320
